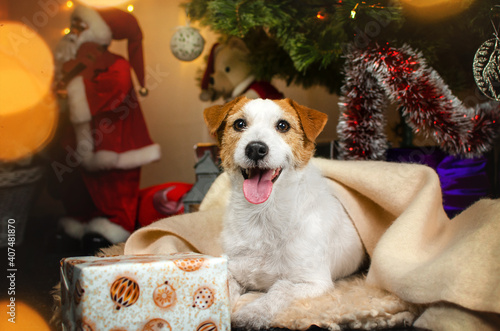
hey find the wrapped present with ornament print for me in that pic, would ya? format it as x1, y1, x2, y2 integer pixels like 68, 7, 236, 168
60, 253, 230, 330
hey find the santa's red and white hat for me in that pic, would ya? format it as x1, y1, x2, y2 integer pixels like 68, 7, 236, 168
72, 5, 146, 88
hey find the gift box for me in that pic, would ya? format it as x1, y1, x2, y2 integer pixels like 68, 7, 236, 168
60, 253, 230, 330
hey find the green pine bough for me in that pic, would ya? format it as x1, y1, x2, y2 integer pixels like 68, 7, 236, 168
186, 0, 495, 94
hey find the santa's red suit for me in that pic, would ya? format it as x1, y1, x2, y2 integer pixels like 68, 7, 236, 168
55, 5, 160, 244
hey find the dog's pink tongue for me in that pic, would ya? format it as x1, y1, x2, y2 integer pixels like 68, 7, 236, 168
243, 169, 274, 204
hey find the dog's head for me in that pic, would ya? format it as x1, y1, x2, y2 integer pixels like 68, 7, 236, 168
204, 96, 328, 204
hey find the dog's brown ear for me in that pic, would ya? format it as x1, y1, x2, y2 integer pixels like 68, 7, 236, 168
203, 96, 248, 138
203, 104, 228, 137
286, 99, 328, 142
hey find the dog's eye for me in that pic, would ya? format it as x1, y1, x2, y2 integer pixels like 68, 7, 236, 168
225, 66, 231, 73
233, 119, 247, 132
276, 120, 290, 133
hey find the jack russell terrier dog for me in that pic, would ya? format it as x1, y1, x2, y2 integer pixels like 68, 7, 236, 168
204, 97, 365, 329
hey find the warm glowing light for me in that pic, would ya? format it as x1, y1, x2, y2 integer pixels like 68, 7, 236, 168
0, 301, 51, 330
77, 0, 132, 8
127, 4, 134, 12
0, 22, 54, 115
66, 1, 73, 8
316, 11, 325, 20
350, 3, 359, 19
63, 27, 71, 35
400, 0, 475, 21
0, 22, 57, 161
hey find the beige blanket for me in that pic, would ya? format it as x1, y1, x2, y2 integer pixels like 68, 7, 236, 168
125, 158, 500, 330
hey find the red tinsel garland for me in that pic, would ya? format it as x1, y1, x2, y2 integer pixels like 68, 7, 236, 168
337, 43, 500, 160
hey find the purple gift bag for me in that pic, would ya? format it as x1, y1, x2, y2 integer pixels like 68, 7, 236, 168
387, 148, 493, 218
437, 155, 492, 218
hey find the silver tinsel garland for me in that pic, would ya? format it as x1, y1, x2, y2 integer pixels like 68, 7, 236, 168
337, 43, 500, 160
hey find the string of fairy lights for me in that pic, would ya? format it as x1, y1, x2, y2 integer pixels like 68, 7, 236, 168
59, 0, 382, 37
61, 1, 135, 36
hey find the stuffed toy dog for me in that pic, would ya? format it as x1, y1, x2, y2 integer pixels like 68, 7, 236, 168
200, 38, 283, 102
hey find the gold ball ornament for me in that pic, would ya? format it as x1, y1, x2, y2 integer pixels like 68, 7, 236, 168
153, 281, 177, 309
473, 6, 500, 100
142, 318, 172, 331
110, 277, 140, 310
170, 26, 205, 61
473, 38, 500, 100
173, 257, 205, 272
74, 279, 85, 305
192, 286, 215, 309
78, 320, 94, 331
197, 321, 218, 331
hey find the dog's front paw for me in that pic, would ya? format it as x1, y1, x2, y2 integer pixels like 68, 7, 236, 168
231, 302, 272, 330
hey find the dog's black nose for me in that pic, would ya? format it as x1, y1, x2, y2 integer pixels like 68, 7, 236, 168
246, 141, 268, 161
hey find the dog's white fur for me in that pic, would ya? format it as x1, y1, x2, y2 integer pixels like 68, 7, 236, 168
204, 97, 365, 329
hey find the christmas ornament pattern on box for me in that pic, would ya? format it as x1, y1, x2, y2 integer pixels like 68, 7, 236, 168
60, 253, 230, 330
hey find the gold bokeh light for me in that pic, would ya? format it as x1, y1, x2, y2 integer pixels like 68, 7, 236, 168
0, 22, 57, 162
76, 0, 133, 8
0, 300, 51, 330
400, 0, 475, 21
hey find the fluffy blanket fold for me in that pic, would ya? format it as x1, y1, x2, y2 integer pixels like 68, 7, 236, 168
125, 158, 500, 330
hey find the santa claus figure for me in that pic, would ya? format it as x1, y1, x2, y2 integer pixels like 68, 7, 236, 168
53, 5, 160, 248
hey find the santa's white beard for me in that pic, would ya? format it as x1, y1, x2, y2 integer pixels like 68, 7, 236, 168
54, 33, 78, 81
54, 29, 105, 80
